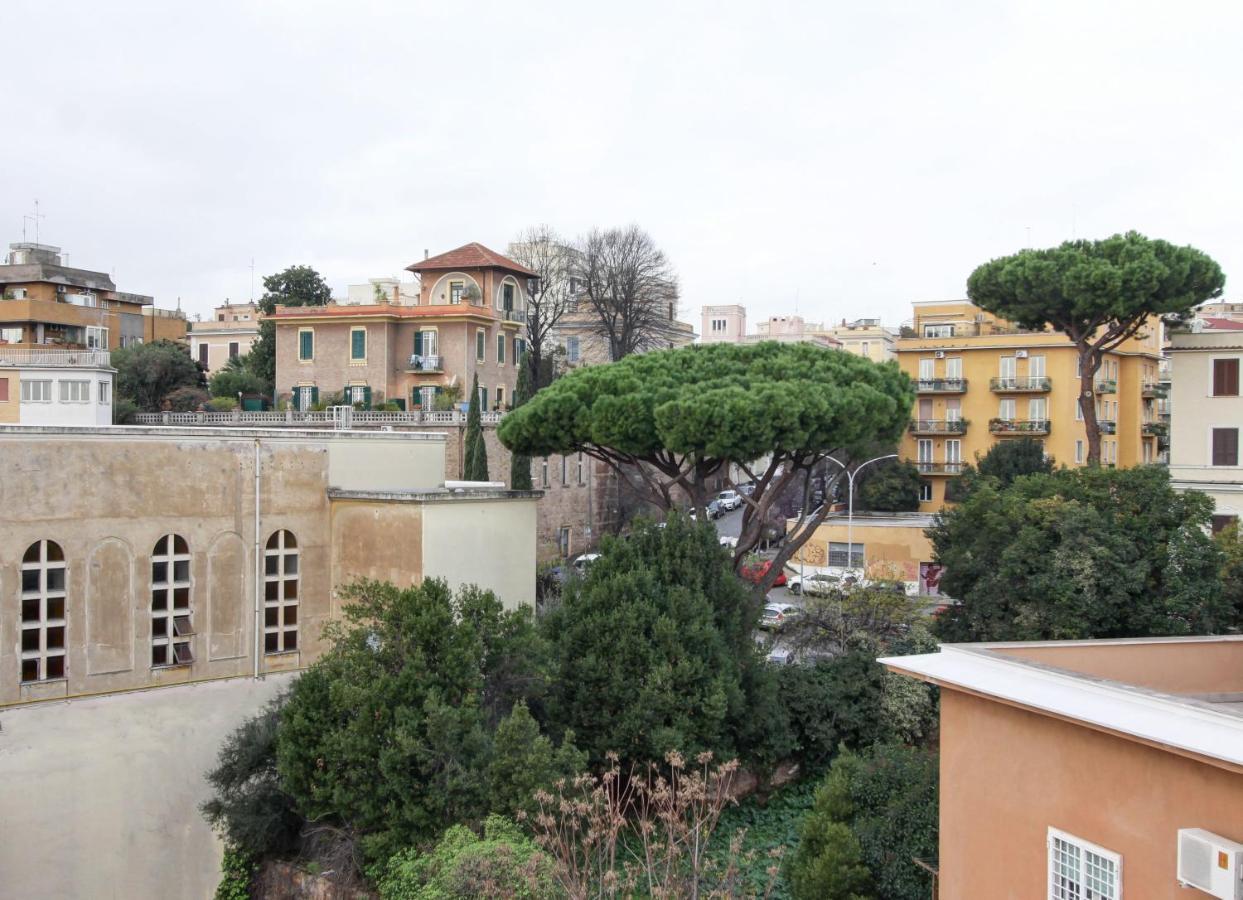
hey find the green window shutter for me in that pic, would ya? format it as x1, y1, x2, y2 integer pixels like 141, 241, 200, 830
352, 329, 366, 359
480, 386, 488, 412
414, 331, 424, 355
393, 398, 405, 411
299, 331, 313, 360
362, 386, 372, 409
412, 386, 422, 407
310, 386, 319, 406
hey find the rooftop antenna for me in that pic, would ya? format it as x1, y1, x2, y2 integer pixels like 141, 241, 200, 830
1025, 225, 1032, 248
22, 200, 45, 245
249, 257, 255, 302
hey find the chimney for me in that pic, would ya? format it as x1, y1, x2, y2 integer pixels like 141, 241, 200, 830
424, 249, 429, 260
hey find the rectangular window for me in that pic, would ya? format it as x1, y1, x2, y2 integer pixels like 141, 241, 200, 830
945, 357, 963, 380
20, 380, 52, 403
59, 380, 90, 403
1213, 358, 1240, 396
1029, 398, 1047, 421
449, 280, 465, 304
558, 526, 572, 557
1047, 829, 1120, 900
497, 333, 505, 365
922, 324, 953, 338
1075, 440, 1084, 464
1029, 355, 1046, 377
945, 398, 962, 422
999, 356, 1017, 379
514, 337, 526, 362
945, 440, 962, 464
998, 398, 1016, 420
86, 325, 108, 350
918, 358, 935, 381
298, 329, 314, 361
918, 482, 933, 502
1211, 514, 1239, 535
228, 341, 239, 359
861, 341, 870, 356
350, 327, 367, 361
541, 458, 549, 488
566, 335, 581, 363
561, 455, 568, 486
577, 453, 585, 485
478, 384, 487, 411
495, 386, 504, 408
198, 343, 209, 367
917, 439, 933, 463
476, 330, 486, 362
828, 542, 865, 568
1212, 427, 1239, 466
502, 282, 515, 311
0, 378, 7, 402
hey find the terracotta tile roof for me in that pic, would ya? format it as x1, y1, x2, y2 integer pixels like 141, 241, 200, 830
269, 304, 492, 319
1200, 316, 1243, 331
406, 242, 538, 278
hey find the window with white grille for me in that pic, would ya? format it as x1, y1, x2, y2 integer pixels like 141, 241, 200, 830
263, 530, 299, 653
151, 534, 193, 667
1048, 828, 1120, 899
20, 540, 67, 682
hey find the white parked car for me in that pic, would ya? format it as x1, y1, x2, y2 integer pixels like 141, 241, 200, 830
788, 571, 862, 596
760, 601, 801, 630
717, 490, 742, 511
572, 553, 601, 575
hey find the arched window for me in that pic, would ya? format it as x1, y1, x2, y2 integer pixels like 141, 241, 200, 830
264, 530, 299, 653
20, 540, 66, 682
151, 534, 193, 667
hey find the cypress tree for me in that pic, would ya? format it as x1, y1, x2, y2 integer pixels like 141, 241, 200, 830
464, 372, 489, 481
509, 356, 534, 490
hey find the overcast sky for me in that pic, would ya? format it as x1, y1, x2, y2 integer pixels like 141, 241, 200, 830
5, 1, 1240, 329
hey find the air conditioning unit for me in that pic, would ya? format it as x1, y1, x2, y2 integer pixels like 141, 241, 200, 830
1016, 350, 1029, 359
934, 351, 946, 359
1178, 828, 1243, 898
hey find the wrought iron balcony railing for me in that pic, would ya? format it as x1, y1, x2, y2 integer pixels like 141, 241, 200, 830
915, 378, 967, 393
989, 376, 1052, 392
989, 418, 1051, 435
908, 419, 968, 435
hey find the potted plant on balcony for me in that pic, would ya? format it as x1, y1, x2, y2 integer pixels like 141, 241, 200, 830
463, 283, 482, 306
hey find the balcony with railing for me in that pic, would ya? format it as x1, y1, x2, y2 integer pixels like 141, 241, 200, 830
989, 376, 1051, 393
1141, 381, 1168, 399
908, 419, 968, 435
1142, 421, 1167, 437
915, 461, 964, 476
0, 347, 111, 368
1099, 419, 1117, 434
989, 418, 1051, 436
916, 378, 967, 393
500, 308, 526, 324
1095, 379, 1117, 394
406, 354, 443, 372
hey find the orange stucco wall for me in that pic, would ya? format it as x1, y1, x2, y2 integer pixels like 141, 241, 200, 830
939, 689, 1243, 897
995, 640, 1243, 695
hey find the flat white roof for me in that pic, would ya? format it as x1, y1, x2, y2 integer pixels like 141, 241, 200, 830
880, 643, 1243, 767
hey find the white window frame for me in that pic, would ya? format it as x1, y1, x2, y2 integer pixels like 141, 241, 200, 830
349, 326, 367, 364
918, 482, 933, 502
1047, 827, 1121, 900
922, 323, 953, 338
476, 329, 486, 363
86, 325, 109, 350
998, 398, 1017, 420
298, 328, 315, 362
497, 332, 506, 365
150, 534, 193, 668
59, 380, 91, 403
98, 380, 111, 404
1075, 440, 1084, 464
1029, 397, 1047, 421
945, 439, 962, 464
566, 335, 581, 363
263, 530, 299, 654
917, 438, 933, 463
918, 358, 935, 381
1029, 354, 1046, 377
945, 357, 963, 380
21, 379, 52, 403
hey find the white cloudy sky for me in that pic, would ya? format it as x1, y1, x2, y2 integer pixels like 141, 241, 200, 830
4, 0, 1240, 328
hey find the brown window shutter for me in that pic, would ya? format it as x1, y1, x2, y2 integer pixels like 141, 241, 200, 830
1213, 428, 1239, 466
1214, 359, 1239, 396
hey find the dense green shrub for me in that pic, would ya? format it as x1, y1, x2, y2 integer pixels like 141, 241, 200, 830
275, 579, 556, 863
376, 816, 556, 900
201, 696, 302, 857
213, 845, 257, 900
932, 466, 1229, 641
544, 516, 788, 766
790, 744, 937, 900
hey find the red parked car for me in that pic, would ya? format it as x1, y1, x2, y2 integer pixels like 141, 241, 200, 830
740, 559, 787, 587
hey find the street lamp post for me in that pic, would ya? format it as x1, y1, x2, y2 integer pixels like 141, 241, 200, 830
819, 453, 898, 579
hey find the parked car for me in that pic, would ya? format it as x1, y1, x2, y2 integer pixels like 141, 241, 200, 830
741, 559, 787, 587
571, 553, 601, 576
719, 535, 739, 550
788, 571, 858, 596
717, 489, 742, 511
738, 482, 756, 496
760, 601, 801, 630
766, 645, 794, 665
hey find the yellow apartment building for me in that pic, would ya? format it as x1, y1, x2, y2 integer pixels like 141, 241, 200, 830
899, 301, 1163, 511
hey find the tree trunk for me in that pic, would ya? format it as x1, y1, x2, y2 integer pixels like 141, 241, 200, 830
1078, 344, 1102, 465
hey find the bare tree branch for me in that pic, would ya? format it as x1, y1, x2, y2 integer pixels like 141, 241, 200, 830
507, 225, 577, 388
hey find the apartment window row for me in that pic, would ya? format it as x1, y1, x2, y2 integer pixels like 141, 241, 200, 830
915, 438, 962, 465
917, 357, 964, 381
996, 398, 1046, 419
538, 454, 587, 489
19, 379, 111, 405
294, 327, 367, 364
17, 531, 302, 684
710, 318, 728, 332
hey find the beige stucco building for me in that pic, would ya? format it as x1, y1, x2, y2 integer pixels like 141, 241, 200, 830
885, 636, 1243, 898
0, 424, 538, 707
1168, 327, 1243, 532
696, 304, 897, 360
792, 513, 943, 595
189, 300, 262, 373
0, 346, 114, 425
